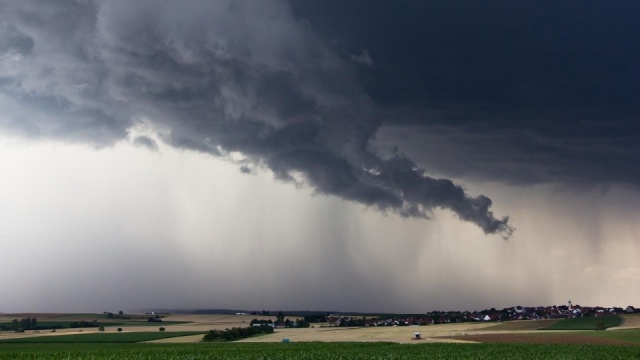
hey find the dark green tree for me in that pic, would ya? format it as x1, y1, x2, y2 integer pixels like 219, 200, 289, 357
296, 318, 310, 328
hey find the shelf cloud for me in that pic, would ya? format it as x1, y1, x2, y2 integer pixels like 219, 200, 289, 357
0, 0, 512, 237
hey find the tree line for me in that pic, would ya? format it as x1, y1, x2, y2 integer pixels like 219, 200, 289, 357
202, 325, 274, 342
251, 313, 311, 328
0, 318, 38, 332
0, 318, 104, 332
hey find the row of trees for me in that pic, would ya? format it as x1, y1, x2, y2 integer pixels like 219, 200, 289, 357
104, 311, 125, 319
202, 325, 274, 342
18, 318, 37, 331
249, 310, 271, 316
69, 320, 99, 328
0, 318, 38, 331
0, 318, 104, 332
249, 317, 310, 328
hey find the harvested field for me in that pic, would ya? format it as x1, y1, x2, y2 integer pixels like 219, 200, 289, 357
161, 314, 271, 329
144, 334, 206, 343
618, 314, 640, 329
144, 320, 497, 344
232, 323, 498, 344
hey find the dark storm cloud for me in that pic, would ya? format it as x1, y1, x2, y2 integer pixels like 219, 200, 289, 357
0, 1, 131, 146
291, 0, 640, 187
376, 119, 640, 187
0, 0, 512, 237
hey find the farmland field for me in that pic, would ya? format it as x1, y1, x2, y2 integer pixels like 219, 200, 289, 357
1, 313, 639, 359
483, 319, 561, 331
0, 332, 205, 344
0, 342, 640, 359
0, 320, 122, 329
618, 314, 640, 329
586, 329, 640, 343
0, 313, 188, 330
542, 316, 621, 330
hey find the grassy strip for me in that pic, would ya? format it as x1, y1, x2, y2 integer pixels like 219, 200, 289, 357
542, 316, 621, 330
0, 321, 120, 329
0, 331, 204, 344
0, 342, 639, 359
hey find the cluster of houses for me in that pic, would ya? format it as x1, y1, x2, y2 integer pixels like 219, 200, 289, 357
325, 304, 637, 327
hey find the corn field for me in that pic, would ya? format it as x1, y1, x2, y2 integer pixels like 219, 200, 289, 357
1, 343, 639, 359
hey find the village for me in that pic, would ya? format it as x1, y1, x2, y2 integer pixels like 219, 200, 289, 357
322, 303, 638, 327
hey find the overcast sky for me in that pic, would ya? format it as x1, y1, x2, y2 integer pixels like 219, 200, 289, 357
1, 0, 639, 313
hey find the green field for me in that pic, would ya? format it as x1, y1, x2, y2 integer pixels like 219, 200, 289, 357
0, 332, 204, 344
0, 342, 639, 359
485, 319, 561, 331
107, 320, 189, 327
25, 314, 110, 320
542, 316, 621, 330
0, 320, 125, 329
586, 329, 640, 343
0, 320, 188, 330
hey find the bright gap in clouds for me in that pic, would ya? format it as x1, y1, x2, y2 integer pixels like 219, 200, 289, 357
1, 137, 639, 313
